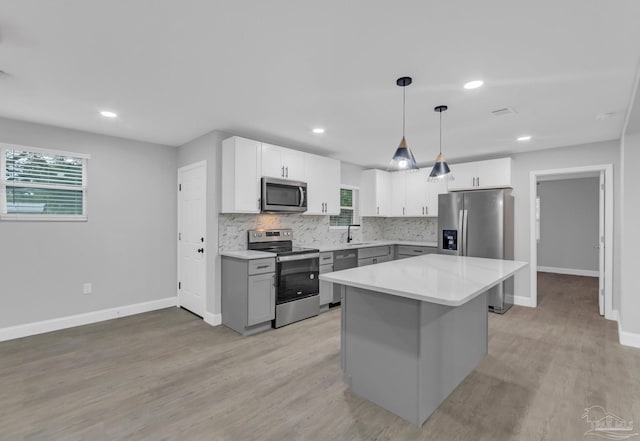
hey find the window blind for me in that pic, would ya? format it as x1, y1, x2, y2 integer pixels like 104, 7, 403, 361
330, 188, 358, 227
1, 145, 88, 220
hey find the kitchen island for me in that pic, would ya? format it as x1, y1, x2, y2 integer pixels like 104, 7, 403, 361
319, 254, 527, 426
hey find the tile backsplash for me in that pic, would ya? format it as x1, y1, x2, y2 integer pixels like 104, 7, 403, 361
364, 217, 438, 242
218, 214, 438, 251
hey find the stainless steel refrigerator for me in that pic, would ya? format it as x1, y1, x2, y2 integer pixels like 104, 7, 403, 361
438, 189, 515, 313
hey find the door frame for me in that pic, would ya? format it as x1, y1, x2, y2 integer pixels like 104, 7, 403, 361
529, 164, 614, 320
177, 160, 208, 316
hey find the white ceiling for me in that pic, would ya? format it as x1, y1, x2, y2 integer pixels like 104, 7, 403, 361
1, 1, 639, 168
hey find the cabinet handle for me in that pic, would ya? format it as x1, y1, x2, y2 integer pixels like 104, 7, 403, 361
286, 166, 289, 178
377, 206, 379, 215
403, 207, 405, 215
422, 206, 424, 215
322, 256, 331, 260
413, 249, 424, 253
256, 265, 269, 269
258, 198, 261, 210
373, 258, 377, 264
281, 166, 285, 177
477, 176, 480, 187
425, 206, 428, 215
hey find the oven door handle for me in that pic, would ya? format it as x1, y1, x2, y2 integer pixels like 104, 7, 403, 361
276, 252, 320, 263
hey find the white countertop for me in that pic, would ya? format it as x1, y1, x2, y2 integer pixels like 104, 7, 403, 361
220, 250, 276, 259
299, 240, 438, 253
220, 240, 437, 259
319, 254, 527, 306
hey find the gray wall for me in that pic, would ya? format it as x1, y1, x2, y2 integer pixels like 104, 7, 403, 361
0, 117, 177, 328
537, 178, 599, 272
177, 130, 227, 321
620, 80, 640, 336
509, 140, 621, 310
340, 161, 363, 187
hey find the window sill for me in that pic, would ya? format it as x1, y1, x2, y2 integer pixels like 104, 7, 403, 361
0, 214, 88, 222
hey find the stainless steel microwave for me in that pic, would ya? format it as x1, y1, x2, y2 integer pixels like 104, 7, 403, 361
261, 177, 308, 213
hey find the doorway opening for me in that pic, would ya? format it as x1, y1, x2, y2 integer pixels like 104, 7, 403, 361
529, 164, 614, 319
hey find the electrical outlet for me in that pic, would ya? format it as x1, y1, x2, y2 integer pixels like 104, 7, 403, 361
83, 283, 92, 295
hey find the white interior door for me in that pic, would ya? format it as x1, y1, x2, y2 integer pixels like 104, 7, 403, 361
598, 171, 605, 316
178, 161, 207, 317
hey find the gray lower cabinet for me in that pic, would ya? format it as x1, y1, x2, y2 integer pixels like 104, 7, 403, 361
222, 256, 276, 336
319, 252, 334, 309
357, 245, 393, 267
247, 272, 276, 325
396, 245, 438, 260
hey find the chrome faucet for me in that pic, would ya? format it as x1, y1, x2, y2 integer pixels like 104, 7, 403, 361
347, 224, 361, 243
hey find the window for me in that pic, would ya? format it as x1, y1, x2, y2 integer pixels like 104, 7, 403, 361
1, 144, 89, 221
330, 187, 359, 227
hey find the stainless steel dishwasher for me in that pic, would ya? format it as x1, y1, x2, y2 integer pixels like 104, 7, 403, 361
332, 249, 358, 304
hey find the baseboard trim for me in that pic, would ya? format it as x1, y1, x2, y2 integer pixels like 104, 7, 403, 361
537, 266, 599, 277
618, 320, 640, 348
204, 312, 222, 326
514, 295, 536, 308
0, 297, 178, 342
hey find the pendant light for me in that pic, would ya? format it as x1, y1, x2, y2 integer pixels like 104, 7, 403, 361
389, 76, 418, 171
428, 105, 454, 181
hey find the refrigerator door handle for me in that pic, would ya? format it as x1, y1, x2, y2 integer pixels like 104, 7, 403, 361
463, 209, 469, 256
459, 209, 464, 255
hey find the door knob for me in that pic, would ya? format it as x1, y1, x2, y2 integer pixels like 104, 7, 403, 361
197, 248, 204, 254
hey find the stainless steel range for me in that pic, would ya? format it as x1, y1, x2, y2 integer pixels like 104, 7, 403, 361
248, 229, 320, 328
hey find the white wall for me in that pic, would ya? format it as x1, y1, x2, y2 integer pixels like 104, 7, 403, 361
537, 178, 600, 273
0, 117, 178, 330
508, 140, 621, 309
177, 130, 227, 324
340, 161, 363, 187
620, 78, 640, 338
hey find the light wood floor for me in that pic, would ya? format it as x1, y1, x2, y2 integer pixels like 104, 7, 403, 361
1, 273, 639, 441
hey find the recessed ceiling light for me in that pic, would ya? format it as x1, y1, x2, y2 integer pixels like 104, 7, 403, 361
517, 135, 532, 141
100, 110, 118, 118
463, 80, 484, 90
312, 128, 325, 134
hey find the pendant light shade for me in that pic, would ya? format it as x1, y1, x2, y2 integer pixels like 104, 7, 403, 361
389, 77, 418, 171
428, 105, 454, 181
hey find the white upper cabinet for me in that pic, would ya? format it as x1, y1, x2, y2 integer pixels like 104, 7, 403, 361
391, 169, 444, 217
361, 168, 446, 218
360, 169, 391, 217
261, 143, 305, 181
446, 162, 476, 190
426, 177, 448, 217
390, 171, 407, 216
405, 169, 429, 217
221, 136, 262, 213
447, 157, 512, 191
304, 153, 340, 215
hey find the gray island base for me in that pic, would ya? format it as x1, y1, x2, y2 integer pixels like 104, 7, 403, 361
321, 254, 527, 426
341, 285, 487, 426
